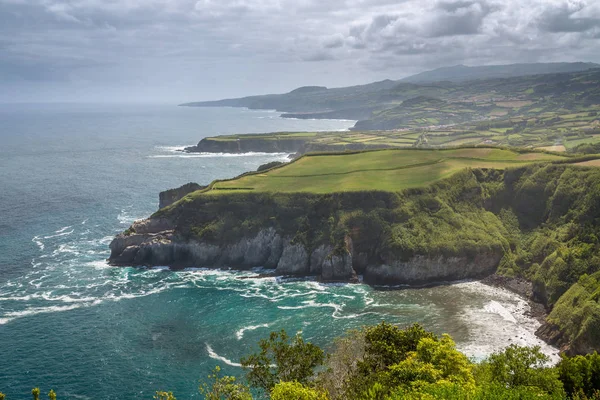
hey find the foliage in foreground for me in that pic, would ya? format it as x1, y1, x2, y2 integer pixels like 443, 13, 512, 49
196, 323, 599, 400
5, 323, 600, 399
240, 329, 325, 392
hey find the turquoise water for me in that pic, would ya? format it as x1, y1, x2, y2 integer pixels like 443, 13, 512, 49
0, 104, 556, 399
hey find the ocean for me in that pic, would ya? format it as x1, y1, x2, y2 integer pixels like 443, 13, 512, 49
0, 103, 557, 399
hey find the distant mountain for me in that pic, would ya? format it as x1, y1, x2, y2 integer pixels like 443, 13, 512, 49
180, 64, 600, 131
179, 79, 400, 113
401, 62, 599, 83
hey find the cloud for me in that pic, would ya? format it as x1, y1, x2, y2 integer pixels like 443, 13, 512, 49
537, 2, 600, 32
427, 1, 497, 37
0, 0, 599, 102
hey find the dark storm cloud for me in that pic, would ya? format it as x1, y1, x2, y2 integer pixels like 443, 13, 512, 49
0, 0, 599, 102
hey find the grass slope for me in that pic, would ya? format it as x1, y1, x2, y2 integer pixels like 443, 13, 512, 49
205, 148, 566, 194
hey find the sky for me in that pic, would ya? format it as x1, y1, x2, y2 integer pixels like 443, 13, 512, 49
1, 0, 600, 103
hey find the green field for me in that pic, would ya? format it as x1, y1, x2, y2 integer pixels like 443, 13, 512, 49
201, 148, 568, 194
195, 104, 600, 154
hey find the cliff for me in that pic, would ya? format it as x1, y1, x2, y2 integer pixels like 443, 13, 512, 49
110, 169, 510, 284
183, 135, 394, 155
184, 136, 308, 154
110, 162, 600, 353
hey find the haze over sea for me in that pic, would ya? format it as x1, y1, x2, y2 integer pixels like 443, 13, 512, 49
0, 103, 556, 399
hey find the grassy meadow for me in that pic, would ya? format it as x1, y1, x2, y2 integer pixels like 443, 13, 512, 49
199, 148, 568, 194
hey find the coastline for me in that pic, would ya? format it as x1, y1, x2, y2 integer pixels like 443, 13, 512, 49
481, 274, 548, 323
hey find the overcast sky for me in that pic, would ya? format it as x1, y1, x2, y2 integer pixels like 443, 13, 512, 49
1, 0, 599, 103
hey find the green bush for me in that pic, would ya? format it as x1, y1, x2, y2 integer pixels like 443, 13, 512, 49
271, 382, 328, 400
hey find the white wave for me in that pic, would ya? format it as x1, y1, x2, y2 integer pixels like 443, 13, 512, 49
278, 300, 342, 314
40, 291, 100, 304
0, 304, 89, 325
43, 229, 74, 239
455, 281, 560, 364
206, 344, 242, 367
0, 294, 35, 302
332, 311, 383, 320
236, 323, 270, 340
84, 236, 115, 247
484, 300, 517, 323
149, 152, 290, 159
32, 236, 44, 251
28, 274, 49, 288
51, 244, 79, 256
300, 281, 328, 291
55, 225, 73, 233
117, 208, 139, 225
155, 145, 195, 152
250, 267, 277, 274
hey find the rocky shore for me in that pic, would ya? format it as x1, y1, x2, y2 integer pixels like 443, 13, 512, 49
481, 274, 548, 323
183, 137, 308, 154
183, 136, 392, 155
109, 216, 502, 285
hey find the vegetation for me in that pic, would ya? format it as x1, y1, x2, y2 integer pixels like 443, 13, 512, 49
7, 324, 600, 399
185, 68, 600, 151
153, 157, 600, 352
199, 366, 252, 400
197, 148, 568, 194
154, 392, 177, 400
240, 330, 325, 392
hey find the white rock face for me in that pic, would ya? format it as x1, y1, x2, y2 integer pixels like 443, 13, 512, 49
364, 252, 501, 285
109, 219, 500, 284
276, 241, 309, 275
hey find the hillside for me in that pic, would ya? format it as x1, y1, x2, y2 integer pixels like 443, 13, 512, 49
110, 148, 600, 354
185, 101, 600, 155
205, 148, 564, 193
180, 64, 600, 133
401, 62, 599, 83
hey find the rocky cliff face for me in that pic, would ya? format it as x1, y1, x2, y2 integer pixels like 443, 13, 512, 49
364, 252, 501, 286
110, 221, 359, 282
184, 138, 308, 154
183, 137, 393, 155
109, 215, 499, 285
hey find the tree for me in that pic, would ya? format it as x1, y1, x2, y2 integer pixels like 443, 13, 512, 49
317, 329, 365, 400
32, 388, 40, 400
557, 352, 600, 397
483, 345, 564, 396
271, 382, 328, 400
386, 334, 475, 391
0, 392, 5, 400
154, 391, 176, 400
48, 390, 56, 400
241, 330, 325, 392
199, 366, 252, 400
360, 322, 437, 373
388, 382, 564, 400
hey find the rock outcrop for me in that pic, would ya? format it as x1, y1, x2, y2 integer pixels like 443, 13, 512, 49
184, 137, 308, 154
159, 183, 205, 209
183, 137, 393, 155
364, 252, 501, 286
110, 218, 488, 285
